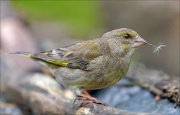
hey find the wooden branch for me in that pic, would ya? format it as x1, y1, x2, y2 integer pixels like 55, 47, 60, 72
127, 63, 180, 105
4, 73, 154, 115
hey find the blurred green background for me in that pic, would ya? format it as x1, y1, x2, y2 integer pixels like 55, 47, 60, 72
12, 1, 102, 38
1, 1, 179, 76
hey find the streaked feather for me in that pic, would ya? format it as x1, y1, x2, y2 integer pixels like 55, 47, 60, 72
10, 52, 32, 58
13, 39, 101, 71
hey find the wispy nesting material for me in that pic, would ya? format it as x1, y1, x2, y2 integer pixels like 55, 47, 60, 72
146, 42, 166, 55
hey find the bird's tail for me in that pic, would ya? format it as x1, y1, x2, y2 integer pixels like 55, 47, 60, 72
10, 52, 32, 58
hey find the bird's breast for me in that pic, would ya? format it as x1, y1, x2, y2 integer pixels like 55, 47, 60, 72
83, 56, 130, 90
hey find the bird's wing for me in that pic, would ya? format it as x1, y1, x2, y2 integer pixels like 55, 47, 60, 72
31, 39, 101, 70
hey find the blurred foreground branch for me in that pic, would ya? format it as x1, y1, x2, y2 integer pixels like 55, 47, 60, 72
3, 73, 153, 115
127, 63, 180, 105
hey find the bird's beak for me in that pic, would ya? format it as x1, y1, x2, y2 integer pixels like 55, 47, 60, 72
132, 37, 147, 48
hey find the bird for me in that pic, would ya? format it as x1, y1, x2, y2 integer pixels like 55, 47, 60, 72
14, 28, 147, 107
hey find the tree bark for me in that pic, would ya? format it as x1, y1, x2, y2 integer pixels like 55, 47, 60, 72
4, 73, 154, 115
127, 63, 180, 105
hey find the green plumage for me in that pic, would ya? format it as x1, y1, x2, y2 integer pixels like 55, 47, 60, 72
15, 39, 101, 70
15, 28, 147, 90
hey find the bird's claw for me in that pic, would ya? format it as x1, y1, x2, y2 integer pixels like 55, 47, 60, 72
73, 95, 108, 107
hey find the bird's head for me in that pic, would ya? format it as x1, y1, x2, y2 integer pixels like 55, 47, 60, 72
101, 28, 147, 57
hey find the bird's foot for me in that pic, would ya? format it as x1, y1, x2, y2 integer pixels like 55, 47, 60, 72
74, 95, 108, 107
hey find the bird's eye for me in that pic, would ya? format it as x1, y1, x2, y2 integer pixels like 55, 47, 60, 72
124, 34, 131, 39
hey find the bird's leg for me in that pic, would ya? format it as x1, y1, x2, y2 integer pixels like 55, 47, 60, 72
75, 90, 108, 107
82, 90, 91, 96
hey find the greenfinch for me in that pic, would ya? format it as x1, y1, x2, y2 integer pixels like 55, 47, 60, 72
15, 28, 147, 106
